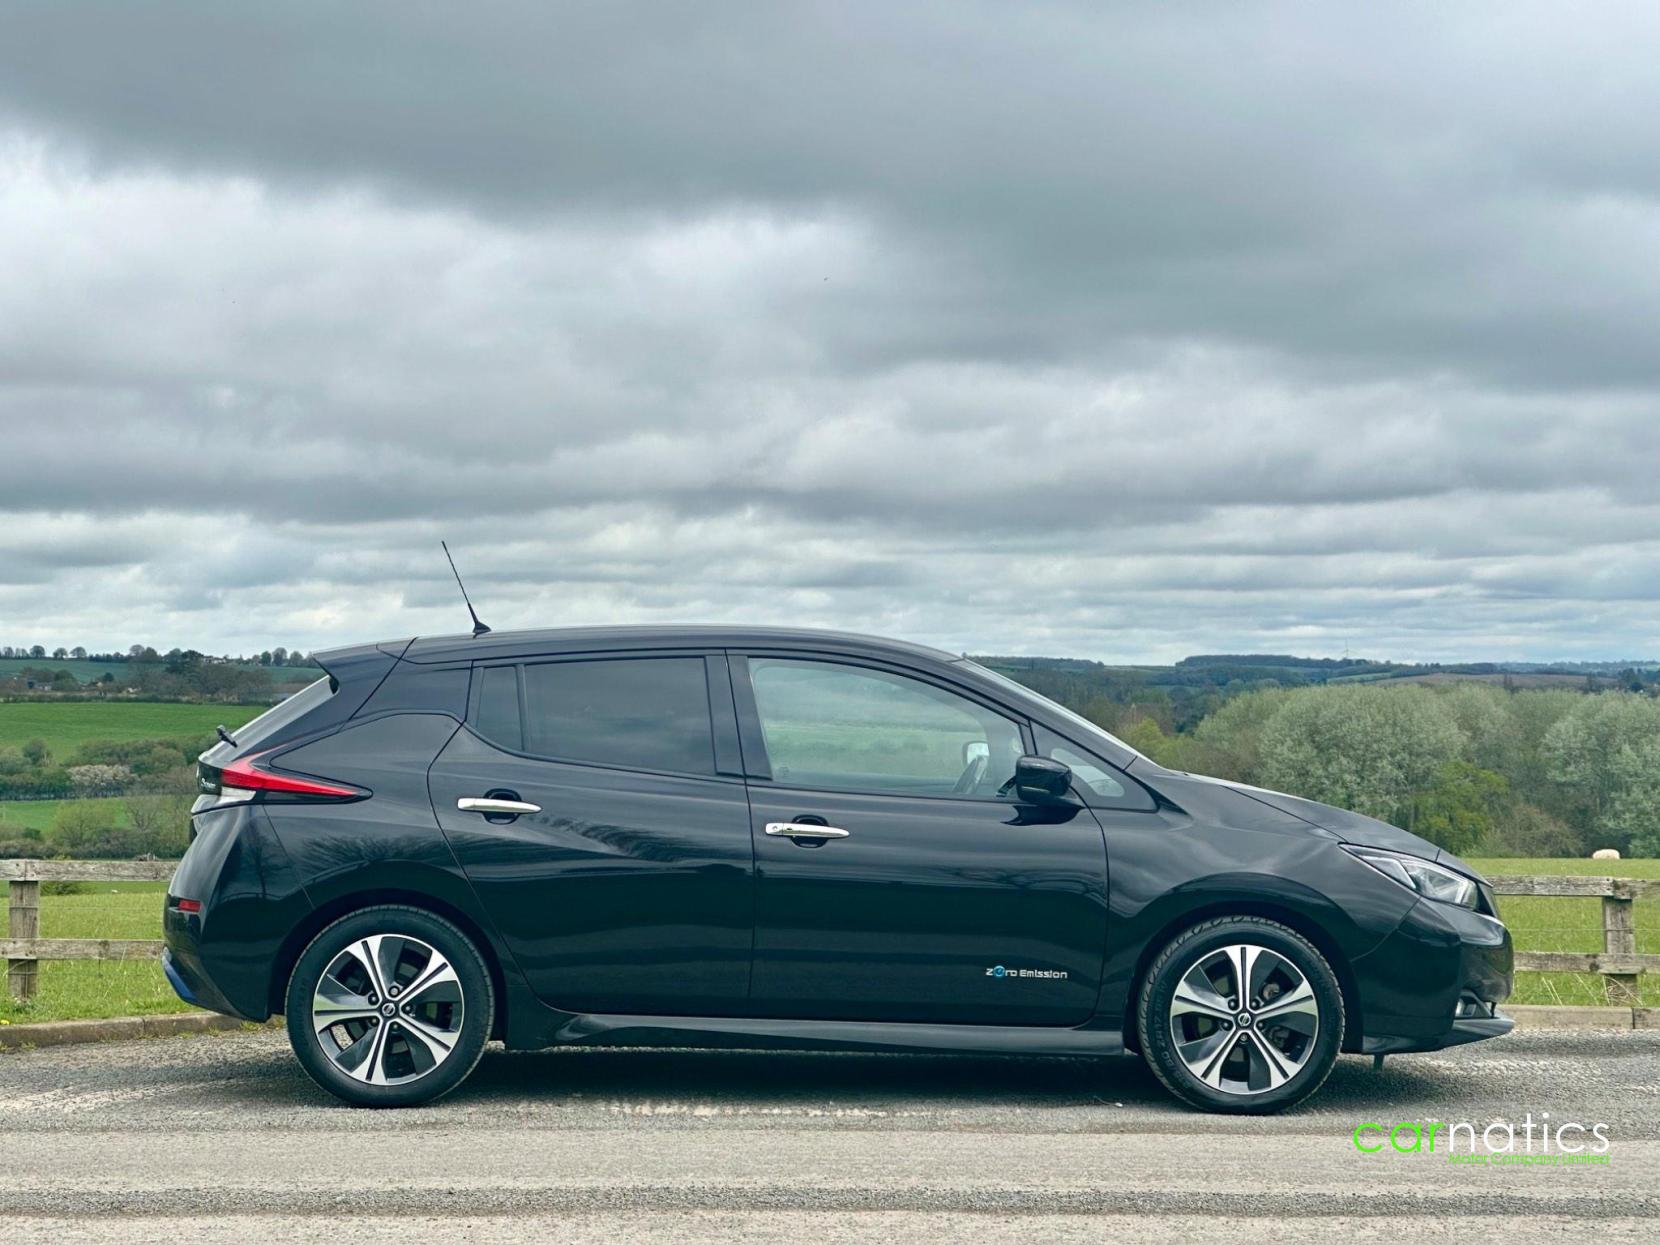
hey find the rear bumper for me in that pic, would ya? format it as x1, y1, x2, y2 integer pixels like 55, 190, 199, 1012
160, 942, 259, 1021
1352, 897, 1514, 1054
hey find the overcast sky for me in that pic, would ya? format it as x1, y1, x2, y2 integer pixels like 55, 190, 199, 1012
1, 2, 1657, 663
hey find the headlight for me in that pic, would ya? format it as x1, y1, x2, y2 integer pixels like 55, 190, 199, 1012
1343, 846, 1479, 909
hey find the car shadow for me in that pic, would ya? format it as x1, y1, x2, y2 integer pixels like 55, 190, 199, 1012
209, 1038, 1474, 1116
453, 1045, 1469, 1115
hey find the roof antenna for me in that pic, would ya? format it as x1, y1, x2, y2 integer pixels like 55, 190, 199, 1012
441, 541, 492, 636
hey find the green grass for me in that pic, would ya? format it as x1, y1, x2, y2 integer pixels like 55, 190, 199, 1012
0, 701, 257, 758
0, 882, 193, 1025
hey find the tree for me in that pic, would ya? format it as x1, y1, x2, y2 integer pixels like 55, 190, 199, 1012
1410, 762, 1508, 855
52, 647, 67, 660
29, 645, 45, 659
1258, 686, 1466, 827
1543, 694, 1660, 831
271, 647, 288, 666
20, 738, 49, 767
1602, 737, 1660, 856
71, 646, 87, 659
1190, 687, 1294, 783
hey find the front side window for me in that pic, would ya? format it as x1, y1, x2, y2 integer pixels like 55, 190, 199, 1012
476, 657, 715, 775
748, 658, 1023, 797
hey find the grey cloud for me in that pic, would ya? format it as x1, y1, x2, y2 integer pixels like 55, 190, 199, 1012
0, 4, 1657, 661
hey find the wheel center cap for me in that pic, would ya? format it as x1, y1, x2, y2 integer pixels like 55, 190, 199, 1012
1236, 1011, 1253, 1027
381, 1002, 397, 1018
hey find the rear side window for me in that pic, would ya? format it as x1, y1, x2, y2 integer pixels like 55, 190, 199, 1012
473, 657, 715, 776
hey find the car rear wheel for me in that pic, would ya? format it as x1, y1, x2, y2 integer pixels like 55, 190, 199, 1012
1137, 915, 1343, 1114
285, 905, 494, 1107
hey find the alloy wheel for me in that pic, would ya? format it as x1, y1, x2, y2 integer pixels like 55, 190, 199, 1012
311, 933, 465, 1087
1166, 942, 1320, 1096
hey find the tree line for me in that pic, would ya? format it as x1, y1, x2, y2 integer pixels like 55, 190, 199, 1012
1095, 682, 1660, 858
1, 645, 317, 702
0, 643, 314, 665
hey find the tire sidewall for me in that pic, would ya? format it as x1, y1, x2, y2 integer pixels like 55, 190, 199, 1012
1141, 917, 1344, 1114
285, 905, 493, 1108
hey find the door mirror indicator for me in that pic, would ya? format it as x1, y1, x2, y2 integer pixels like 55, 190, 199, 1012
1008, 755, 1076, 805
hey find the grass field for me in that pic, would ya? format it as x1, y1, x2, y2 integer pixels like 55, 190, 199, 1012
1, 862, 1656, 1025
0, 797, 129, 835
0, 701, 258, 758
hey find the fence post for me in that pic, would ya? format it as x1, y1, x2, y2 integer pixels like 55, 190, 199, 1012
7, 867, 40, 1001
1602, 891, 1639, 1009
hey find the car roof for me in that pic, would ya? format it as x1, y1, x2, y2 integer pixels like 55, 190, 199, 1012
383, 625, 962, 667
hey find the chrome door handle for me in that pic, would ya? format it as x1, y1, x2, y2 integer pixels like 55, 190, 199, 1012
458, 797, 542, 815
765, 821, 850, 839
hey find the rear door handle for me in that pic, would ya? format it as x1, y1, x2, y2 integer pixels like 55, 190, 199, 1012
765, 821, 850, 839
458, 797, 542, 815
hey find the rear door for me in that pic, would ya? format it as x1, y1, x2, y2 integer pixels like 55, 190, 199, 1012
733, 654, 1110, 1026
429, 651, 754, 1017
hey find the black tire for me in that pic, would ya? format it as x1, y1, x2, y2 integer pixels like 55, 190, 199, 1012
285, 904, 494, 1108
1137, 915, 1344, 1115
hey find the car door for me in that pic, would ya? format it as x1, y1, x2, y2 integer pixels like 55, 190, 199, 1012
732, 653, 1110, 1026
428, 652, 755, 1017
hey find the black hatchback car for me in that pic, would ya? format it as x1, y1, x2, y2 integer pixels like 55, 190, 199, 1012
164, 627, 1512, 1112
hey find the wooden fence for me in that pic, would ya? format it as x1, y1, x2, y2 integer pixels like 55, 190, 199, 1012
1488, 873, 1660, 1007
5, 858, 175, 1000
5, 859, 1659, 1007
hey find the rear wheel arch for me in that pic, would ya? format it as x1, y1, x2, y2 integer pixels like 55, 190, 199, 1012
1123, 898, 1363, 1054
269, 888, 509, 1041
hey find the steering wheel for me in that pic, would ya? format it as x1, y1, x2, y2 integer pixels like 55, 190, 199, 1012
952, 749, 990, 795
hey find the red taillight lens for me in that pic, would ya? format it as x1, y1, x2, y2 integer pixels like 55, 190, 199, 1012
175, 898, 202, 914
219, 750, 361, 799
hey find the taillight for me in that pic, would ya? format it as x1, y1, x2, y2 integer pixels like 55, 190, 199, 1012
215, 749, 364, 800
174, 898, 202, 914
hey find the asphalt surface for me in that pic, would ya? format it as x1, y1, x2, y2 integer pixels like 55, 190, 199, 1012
3, 1027, 1657, 1242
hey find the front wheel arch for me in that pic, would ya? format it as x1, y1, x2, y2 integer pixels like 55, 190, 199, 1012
1123, 899, 1363, 1054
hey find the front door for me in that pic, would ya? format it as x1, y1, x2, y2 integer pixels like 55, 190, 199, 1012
733, 655, 1109, 1026
429, 653, 754, 1017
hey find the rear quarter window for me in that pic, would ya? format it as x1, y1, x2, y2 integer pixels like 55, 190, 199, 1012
471, 657, 715, 776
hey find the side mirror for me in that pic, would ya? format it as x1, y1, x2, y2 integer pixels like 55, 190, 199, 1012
1011, 755, 1075, 804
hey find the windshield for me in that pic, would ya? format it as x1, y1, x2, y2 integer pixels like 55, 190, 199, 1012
955, 660, 1151, 765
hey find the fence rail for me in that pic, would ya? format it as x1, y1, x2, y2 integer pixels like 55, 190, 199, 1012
3, 861, 1657, 1007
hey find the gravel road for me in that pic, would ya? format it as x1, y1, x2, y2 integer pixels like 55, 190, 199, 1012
4, 1027, 1656, 1242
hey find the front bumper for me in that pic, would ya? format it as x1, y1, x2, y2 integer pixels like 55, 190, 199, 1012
1351, 896, 1514, 1054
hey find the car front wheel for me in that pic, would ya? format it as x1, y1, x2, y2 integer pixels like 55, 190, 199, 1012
285, 904, 494, 1108
1137, 915, 1344, 1114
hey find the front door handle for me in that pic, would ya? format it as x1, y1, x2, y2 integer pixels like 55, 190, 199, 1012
765, 821, 850, 839
458, 796, 542, 815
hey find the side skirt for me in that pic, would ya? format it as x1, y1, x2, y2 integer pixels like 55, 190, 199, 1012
513, 1012, 1126, 1057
